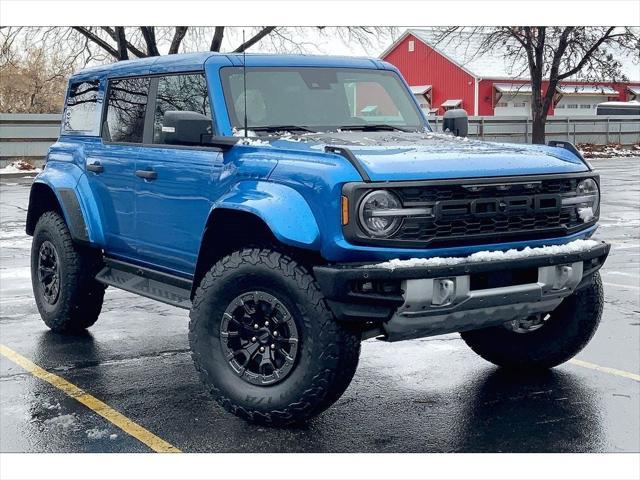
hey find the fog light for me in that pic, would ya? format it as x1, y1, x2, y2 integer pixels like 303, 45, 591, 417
432, 278, 456, 306
553, 265, 573, 290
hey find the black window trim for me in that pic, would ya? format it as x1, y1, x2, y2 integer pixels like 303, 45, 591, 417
101, 70, 222, 151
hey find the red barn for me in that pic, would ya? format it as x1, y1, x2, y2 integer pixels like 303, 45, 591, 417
381, 29, 640, 117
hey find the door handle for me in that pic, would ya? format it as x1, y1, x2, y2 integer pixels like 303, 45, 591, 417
135, 169, 157, 180
87, 162, 104, 173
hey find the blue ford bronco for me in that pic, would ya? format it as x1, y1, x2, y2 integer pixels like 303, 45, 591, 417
27, 52, 609, 426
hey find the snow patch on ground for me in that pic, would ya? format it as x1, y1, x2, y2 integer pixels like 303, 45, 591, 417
43, 413, 78, 430
42, 400, 61, 411
86, 427, 111, 440
364, 239, 599, 270
579, 143, 640, 158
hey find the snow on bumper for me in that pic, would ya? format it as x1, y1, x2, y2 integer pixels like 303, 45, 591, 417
362, 239, 600, 270
314, 240, 610, 341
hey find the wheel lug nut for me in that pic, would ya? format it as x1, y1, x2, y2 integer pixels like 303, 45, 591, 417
254, 324, 259, 329
264, 321, 269, 327
271, 344, 276, 349
251, 337, 257, 342
259, 346, 265, 353
273, 331, 278, 337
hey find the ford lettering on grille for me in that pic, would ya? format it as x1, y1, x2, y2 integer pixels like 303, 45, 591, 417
435, 194, 561, 220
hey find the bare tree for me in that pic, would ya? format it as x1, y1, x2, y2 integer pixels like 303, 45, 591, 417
4, 26, 393, 61
433, 27, 639, 144
0, 26, 395, 114
0, 47, 73, 113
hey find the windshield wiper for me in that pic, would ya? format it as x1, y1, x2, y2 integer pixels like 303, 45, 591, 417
250, 125, 317, 133
337, 124, 413, 132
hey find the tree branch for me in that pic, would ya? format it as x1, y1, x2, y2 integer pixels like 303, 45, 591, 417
73, 27, 118, 59
169, 26, 188, 54
101, 26, 147, 58
210, 26, 224, 52
140, 27, 160, 56
233, 27, 276, 52
557, 27, 616, 80
114, 27, 129, 60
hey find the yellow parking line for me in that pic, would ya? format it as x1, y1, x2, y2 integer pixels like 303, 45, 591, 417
0, 344, 181, 453
569, 358, 640, 382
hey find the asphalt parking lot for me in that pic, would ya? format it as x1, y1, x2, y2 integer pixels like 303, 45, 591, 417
1, 157, 639, 453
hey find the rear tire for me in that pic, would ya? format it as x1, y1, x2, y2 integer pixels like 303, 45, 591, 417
31, 211, 105, 333
461, 273, 603, 370
189, 248, 361, 426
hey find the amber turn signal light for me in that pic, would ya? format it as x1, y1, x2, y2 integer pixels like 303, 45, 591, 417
341, 196, 349, 225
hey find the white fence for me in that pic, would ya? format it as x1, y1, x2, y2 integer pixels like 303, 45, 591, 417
1, 113, 639, 167
0, 114, 61, 167
430, 115, 640, 145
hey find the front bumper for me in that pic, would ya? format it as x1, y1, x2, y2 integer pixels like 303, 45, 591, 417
314, 241, 610, 341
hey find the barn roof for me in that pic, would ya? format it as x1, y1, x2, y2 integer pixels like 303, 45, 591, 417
382, 28, 640, 82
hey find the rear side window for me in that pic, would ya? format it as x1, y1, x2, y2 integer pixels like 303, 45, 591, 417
104, 77, 150, 143
153, 73, 211, 143
63, 80, 100, 135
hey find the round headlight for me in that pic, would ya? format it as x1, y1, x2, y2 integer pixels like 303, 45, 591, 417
577, 178, 600, 215
358, 190, 402, 237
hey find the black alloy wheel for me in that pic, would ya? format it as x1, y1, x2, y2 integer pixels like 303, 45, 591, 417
37, 240, 60, 304
220, 291, 299, 386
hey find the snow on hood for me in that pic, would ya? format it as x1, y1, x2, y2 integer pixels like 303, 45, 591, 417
267, 131, 589, 181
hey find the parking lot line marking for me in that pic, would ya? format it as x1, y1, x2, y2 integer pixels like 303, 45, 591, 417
569, 358, 640, 382
0, 344, 181, 453
603, 281, 640, 291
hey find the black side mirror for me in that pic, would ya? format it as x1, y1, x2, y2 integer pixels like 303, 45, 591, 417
162, 111, 239, 149
443, 109, 468, 137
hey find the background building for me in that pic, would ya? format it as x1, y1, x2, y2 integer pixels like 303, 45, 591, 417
381, 29, 640, 117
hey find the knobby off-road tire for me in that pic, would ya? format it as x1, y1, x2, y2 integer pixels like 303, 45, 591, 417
189, 248, 361, 426
461, 272, 604, 370
31, 211, 105, 332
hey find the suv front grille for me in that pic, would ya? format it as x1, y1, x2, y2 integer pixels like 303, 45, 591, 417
344, 176, 595, 248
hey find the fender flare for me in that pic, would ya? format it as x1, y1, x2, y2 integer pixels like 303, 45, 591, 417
210, 180, 321, 249
27, 166, 105, 245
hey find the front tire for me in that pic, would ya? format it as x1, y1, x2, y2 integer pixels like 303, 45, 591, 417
461, 273, 603, 370
189, 248, 361, 426
31, 211, 105, 332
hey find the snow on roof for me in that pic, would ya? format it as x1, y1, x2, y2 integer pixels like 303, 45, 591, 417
409, 29, 529, 79
410, 85, 432, 94
441, 99, 462, 107
557, 85, 618, 95
494, 83, 533, 94
628, 86, 640, 95
390, 28, 640, 81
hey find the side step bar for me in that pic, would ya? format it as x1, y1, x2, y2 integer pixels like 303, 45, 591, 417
95, 258, 193, 309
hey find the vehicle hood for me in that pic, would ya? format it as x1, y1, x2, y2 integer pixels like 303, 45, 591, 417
268, 131, 589, 181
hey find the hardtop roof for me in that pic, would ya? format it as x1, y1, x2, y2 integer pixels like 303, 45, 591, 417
69, 52, 390, 81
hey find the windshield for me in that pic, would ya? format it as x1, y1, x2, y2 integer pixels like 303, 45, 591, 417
220, 67, 425, 133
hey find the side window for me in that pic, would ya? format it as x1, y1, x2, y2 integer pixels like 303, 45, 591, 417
104, 77, 150, 143
63, 80, 100, 135
153, 74, 211, 143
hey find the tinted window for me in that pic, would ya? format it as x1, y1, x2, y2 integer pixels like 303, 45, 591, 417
153, 74, 211, 143
63, 80, 100, 135
104, 77, 150, 143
